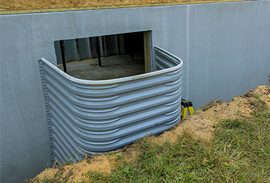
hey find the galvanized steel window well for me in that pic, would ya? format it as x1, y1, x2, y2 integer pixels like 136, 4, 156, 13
44, 40, 183, 165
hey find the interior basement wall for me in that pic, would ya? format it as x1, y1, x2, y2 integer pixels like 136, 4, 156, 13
1, 1, 269, 182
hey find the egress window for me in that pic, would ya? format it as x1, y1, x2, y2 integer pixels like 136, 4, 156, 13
54, 31, 152, 80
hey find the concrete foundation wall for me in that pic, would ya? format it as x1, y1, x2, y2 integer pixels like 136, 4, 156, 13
1, 1, 269, 182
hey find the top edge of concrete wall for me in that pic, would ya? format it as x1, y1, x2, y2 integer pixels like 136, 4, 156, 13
0, 0, 256, 15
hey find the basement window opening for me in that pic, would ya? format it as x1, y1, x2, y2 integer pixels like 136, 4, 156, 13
54, 31, 151, 80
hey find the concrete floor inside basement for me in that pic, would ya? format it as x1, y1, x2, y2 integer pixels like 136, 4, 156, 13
58, 54, 145, 80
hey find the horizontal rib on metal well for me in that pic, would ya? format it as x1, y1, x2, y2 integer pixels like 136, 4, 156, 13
39, 46, 183, 164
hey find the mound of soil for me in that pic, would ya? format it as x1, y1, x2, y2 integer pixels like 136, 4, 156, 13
31, 85, 270, 183
1, 0, 238, 11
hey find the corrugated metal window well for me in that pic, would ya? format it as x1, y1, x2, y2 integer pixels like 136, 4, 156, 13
40, 31, 183, 164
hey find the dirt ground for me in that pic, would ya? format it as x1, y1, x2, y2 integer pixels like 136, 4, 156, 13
0, 0, 246, 11
31, 85, 270, 183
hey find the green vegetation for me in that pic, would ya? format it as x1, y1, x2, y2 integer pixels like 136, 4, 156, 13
87, 107, 270, 182
253, 94, 262, 102
25, 100, 269, 183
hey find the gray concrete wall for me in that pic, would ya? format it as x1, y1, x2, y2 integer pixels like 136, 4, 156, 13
1, 1, 269, 182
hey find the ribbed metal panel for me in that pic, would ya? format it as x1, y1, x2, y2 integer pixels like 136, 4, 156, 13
155, 47, 180, 70
39, 46, 183, 164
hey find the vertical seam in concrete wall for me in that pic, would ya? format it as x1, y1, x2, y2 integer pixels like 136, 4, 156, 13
186, 5, 190, 99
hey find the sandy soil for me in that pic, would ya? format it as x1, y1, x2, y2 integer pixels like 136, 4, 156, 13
0, 0, 243, 11
31, 85, 270, 183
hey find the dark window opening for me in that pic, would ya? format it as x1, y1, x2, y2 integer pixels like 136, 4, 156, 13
54, 31, 151, 80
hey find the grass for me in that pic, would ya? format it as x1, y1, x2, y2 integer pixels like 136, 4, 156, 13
253, 94, 262, 102
25, 101, 269, 183
87, 106, 270, 182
